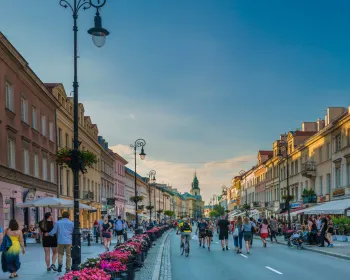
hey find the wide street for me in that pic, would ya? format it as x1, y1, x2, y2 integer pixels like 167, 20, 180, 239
170, 231, 350, 280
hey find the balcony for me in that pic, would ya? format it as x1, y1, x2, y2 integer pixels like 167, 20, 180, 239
81, 191, 94, 201
301, 161, 316, 178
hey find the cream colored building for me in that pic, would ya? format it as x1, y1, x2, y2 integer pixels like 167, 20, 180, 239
45, 83, 102, 228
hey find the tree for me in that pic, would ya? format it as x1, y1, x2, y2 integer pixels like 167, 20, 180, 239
164, 210, 175, 217
212, 204, 225, 216
209, 210, 219, 218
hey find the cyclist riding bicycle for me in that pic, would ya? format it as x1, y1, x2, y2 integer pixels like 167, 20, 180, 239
177, 218, 192, 250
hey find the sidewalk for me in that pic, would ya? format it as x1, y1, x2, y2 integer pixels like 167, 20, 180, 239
0, 231, 134, 280
254, 234, 350, 260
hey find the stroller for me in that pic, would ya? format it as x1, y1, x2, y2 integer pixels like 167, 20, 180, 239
287, 230, 304, 249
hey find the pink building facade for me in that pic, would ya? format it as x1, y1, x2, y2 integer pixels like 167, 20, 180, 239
0, 32, 59, 229
114, 153, 128, 218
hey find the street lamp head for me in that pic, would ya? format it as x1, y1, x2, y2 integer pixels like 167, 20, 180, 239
151, 174, 156, 184
88, 9, 110, 48
139, 147, 146, 160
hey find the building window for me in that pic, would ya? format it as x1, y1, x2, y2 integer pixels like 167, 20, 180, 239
66, 170, 70, 196
335, 134, 341, 152
319, 147, 323, 163
23, 148, 29, 175
34, 154, 39, 177
21, 97, 28, 123
58, 128, 62, 147
295, 160, 299, 174
5, 82, 14, 112
59, 167, 63, 194
7, 138, 16, 169
65, 134, 69, 148
347, 164, 350, 186
42, 158, 47, 181
32, 106, 37, 130
50, 162, 55, 183
41, 115, 47, 136
326, 143, 331, 159
319, 176, 323, 195
49, 122, 54, 142
335, 167, 341, 188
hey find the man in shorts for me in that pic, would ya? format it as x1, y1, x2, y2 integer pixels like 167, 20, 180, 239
114, 216, 124, 244
196, 218, 208, 248
218, 215, 230, 251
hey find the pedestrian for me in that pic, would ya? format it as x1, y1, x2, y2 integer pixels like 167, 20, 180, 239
249, 217, 256, 247
318, 214, 330, 247
21, 225, 28, 247
308, 216, 317, 245
218, 215, 230, 251
242, 217, 252, 254
206, 220, 214, 251
326, 215, 334, 247
93, 220, 99, 242
39, 212, 58, 271
101, 216, 113, 251
269, 216, 278, 243
114, 216, 124, 245
233, 216, 243, 254
196, 218, 208, 248
47, 211, 74, 273
260, 218, 270, 247
2, 219, 26, 278
98, 215, 104, 244
0, 225, 3, 244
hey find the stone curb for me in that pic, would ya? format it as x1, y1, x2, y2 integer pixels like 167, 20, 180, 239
152, 230, 172, 280
253, 236, 350, 261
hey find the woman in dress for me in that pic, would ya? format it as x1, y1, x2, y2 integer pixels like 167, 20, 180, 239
1, 219, 25, 278
39, 212, 58, 271
101, 216, 112, 251
260, 218, 270, 247
234, 216, 243, 254
242, 216, 252, 254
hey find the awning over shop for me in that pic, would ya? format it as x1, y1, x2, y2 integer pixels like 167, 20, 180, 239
280, 207, 304, 216
303, 198, 350, 215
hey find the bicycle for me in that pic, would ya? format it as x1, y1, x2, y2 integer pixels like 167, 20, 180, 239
180, 234, 191, 257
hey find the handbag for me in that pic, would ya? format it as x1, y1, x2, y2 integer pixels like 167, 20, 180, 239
0, 235, 12, 252
232, 228, 239, 237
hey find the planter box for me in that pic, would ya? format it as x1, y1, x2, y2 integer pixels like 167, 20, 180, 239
334, 235, 348, 242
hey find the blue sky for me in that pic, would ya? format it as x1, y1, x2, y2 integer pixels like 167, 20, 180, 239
2, 0, 350, 201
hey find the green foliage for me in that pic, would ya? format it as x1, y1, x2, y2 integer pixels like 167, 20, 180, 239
130, 195, 144, 203
282, 195, 295, 201
56, 148, 97, 172
146, 205, 154, 210
209, 210, 219, 218
302, 189, 315, 196
333, 217, 350, 234
213, 204, 225, 216
164, 210, 175, 217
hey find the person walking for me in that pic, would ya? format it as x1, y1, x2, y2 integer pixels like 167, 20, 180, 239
196, 218, 208, 248
269, 216, 278, 243
114, 216, 124, 245
205, 220, 214, 251
47, 211, 74, 273
326, 215, 334, 247
308, 216, 317, 245
318, 214, 329, 247
1, 219, 25, 278
242, 217, 252, 254
249, 217, 256, 247
260, 218, 270, 247
98, 215, 104, 244
101, 216, 113, 251
218, 215, 230, 251
233, 216, 243, 254
39, 212, 58, 271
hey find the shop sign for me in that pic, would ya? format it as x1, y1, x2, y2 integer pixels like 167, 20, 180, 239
333, 188, 345, 197
101, 210, 107, 215
290, 203, 300, 209
107, 198, 115, 206
24, 189, 36, 202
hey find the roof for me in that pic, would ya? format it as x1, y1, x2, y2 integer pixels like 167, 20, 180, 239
44, 83, 61, 93
291, 131, 317, 137
125, 167, 147, 183
258, 150, 273, 156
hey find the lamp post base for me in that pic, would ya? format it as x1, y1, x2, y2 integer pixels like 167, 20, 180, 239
71, 230, 82, 271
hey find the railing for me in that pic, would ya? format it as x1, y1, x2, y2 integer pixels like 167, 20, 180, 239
82, 191, 94, 200
302, 161, 316, 172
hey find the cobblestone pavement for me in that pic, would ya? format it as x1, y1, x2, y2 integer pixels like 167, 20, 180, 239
159, 233, 172, 280
135, 232, 168, 280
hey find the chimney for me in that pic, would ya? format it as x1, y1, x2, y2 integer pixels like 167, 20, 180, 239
105, 142, 108, 150
302, 122, 317, 132
280, 134, 287, 141
327, 107, 346, 125
317, 118, 325, 131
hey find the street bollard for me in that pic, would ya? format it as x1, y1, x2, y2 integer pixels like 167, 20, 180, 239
87, 232, 91, 246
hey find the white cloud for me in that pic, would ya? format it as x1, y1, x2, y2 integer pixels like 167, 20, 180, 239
111, 144, 256, 203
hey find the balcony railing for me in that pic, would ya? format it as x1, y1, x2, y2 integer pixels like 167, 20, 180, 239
81, 191, 94, 201
301, 161, 316, 178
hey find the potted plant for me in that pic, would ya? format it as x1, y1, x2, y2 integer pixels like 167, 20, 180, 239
130, 196, 144, 203
56, 148, 97, 174
145, 205, 154, 211
138, 205, 144, 210
282, 194, 295, 202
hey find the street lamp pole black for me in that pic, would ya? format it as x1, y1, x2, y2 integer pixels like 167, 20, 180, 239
59, 0, 109, 271
147, 170, 156, 223
130, 139, 146, 233
277, 140, 292, 230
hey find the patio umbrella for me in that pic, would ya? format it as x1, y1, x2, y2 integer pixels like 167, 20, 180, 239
17, 197, 96, 210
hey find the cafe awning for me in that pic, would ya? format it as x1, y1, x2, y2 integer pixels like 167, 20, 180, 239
303, 198, 350, 215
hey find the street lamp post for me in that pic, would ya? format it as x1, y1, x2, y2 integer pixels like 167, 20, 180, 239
147, 170, 156, 224
130, 139, 146, 233
277, 140, 292, 230
59, 0, 109, 271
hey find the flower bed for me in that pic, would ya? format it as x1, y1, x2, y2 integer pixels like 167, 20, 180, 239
60, 228, 170, 280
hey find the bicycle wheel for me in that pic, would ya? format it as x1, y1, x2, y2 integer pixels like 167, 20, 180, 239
185, 239, 190, 257
180, 240, 185, 255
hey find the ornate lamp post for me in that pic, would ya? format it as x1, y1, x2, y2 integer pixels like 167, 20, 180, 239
59, 0, 109, 271
277, 140, 292, 230
130, 139, 146, 233
147, 170, 156, 224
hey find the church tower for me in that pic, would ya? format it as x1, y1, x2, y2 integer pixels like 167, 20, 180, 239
190, 170, 200, 196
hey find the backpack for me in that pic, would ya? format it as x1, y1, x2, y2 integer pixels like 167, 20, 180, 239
115, 219, 124, 231
182, 222, 190, 231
